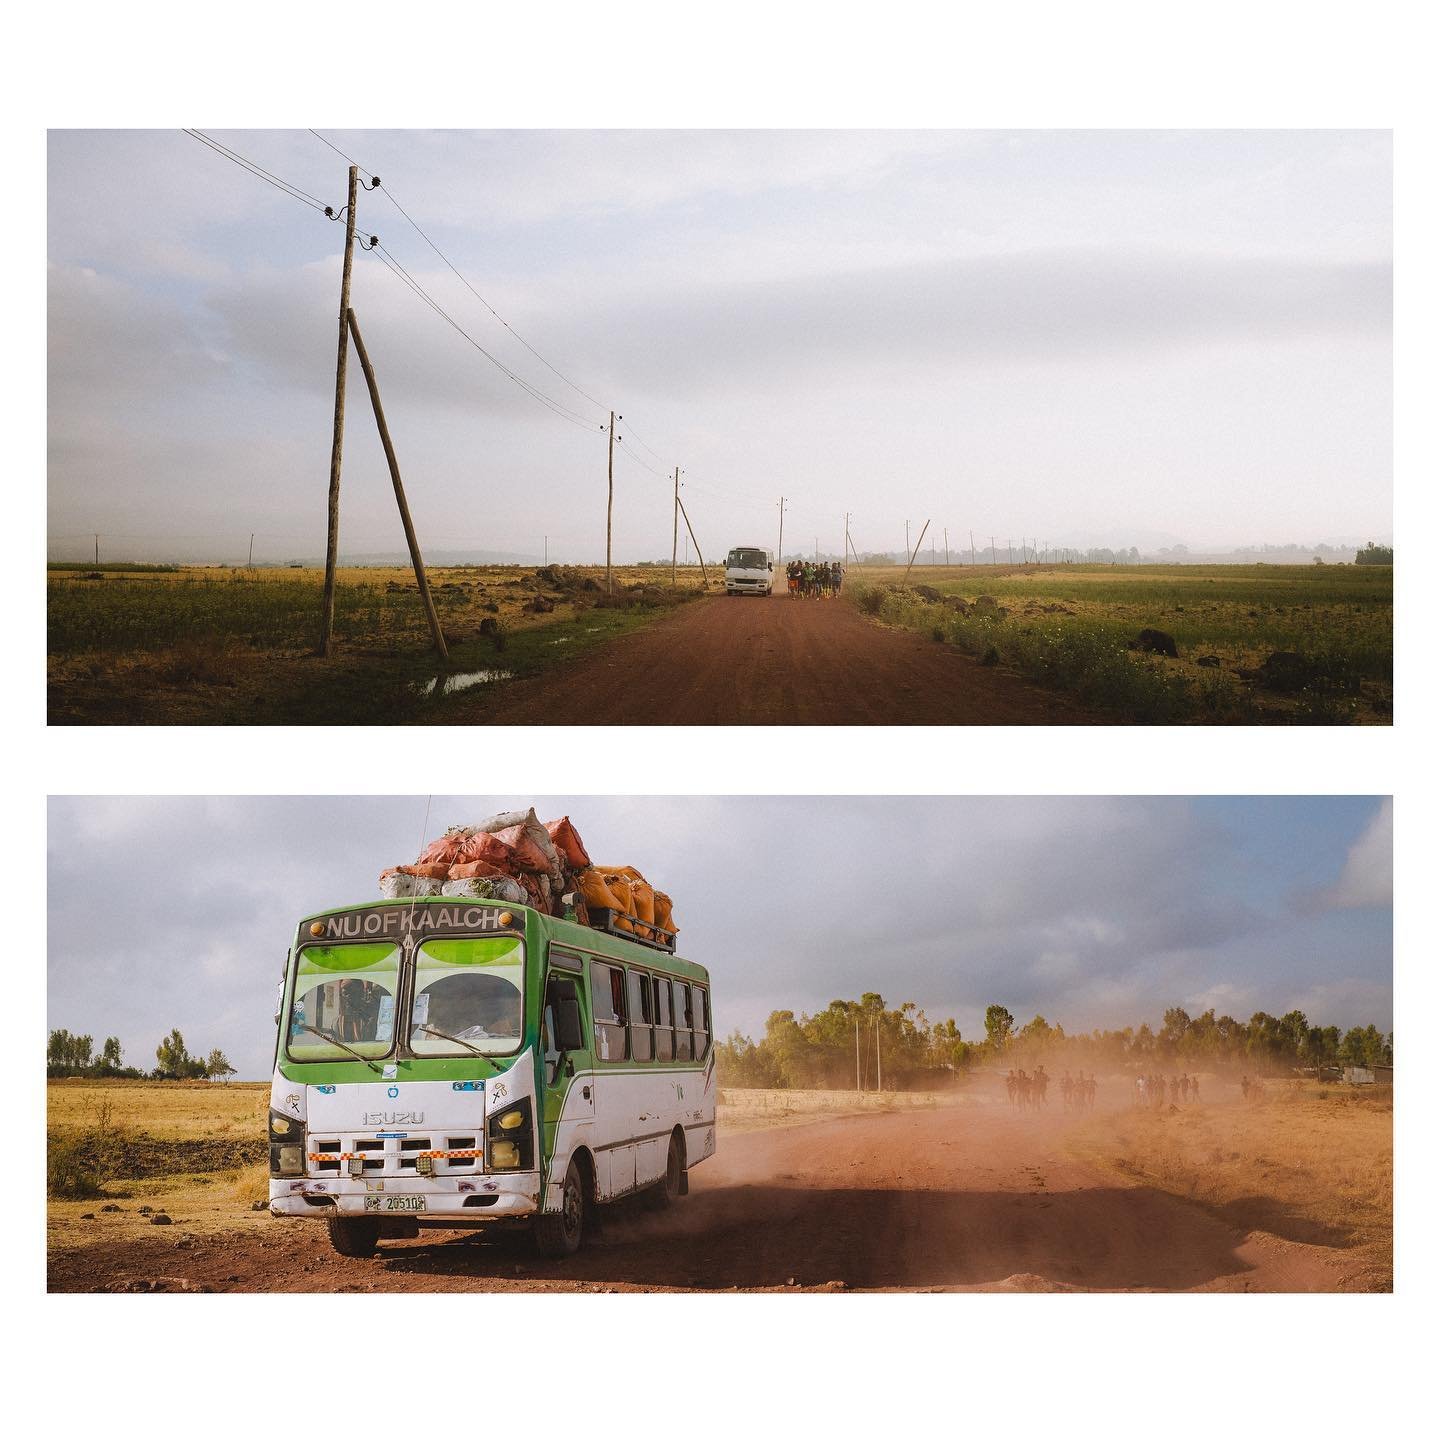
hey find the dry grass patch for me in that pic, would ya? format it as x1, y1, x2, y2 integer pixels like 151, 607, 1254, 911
718, 1087, 963, 1134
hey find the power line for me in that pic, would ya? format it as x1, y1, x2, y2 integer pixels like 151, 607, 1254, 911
368, 244, 605, 434
309, 129, 610, 416
183, 129, 331, 212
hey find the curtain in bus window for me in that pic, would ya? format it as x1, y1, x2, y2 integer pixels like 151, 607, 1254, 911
674, 981, 693, 1061
654, 976, 674, 1061
592, 962, 628, 1063
627, 969, 654, 1062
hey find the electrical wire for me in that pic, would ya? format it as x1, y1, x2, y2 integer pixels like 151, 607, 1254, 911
309, 130, 610, 416
370, 244, 606, 433
183, 129, 330, 212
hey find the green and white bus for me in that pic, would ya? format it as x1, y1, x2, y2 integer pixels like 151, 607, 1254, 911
267, 895, 715, 1258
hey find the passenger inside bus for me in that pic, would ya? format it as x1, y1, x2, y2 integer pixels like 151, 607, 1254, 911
411, 971, 522, 1050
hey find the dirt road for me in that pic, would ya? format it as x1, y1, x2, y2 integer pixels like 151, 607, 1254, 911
49, 1098, 1358, 1293
436, 595, 1097, 725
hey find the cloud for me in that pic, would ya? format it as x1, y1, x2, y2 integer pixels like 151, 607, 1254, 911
1322, 798, 1393, 910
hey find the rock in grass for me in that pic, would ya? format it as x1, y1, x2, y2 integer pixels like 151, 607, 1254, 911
1132, 628, 1179, 658
1196, 655, 1222, 668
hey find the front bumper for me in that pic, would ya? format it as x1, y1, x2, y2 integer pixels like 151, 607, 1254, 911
726, 581, 770, 594
269, 1171, 541, 1220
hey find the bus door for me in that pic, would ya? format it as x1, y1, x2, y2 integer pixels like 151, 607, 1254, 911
542, 952, 594, 1166
589, 958, 634, 1198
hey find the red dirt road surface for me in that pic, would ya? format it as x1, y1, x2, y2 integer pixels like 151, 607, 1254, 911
49, 1100, 1358, 1294
441, 595, 1098, 725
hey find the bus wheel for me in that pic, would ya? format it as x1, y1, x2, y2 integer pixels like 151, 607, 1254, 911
647, 1133, 685, 1209
326, 1215, 381, 1258
535, 1158, 587, 1258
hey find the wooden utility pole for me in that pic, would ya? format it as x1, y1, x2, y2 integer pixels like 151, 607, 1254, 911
777, 495, 786, 561
990, 535, 996, 565
248, 532, 255, 568
346, 308, 447, 660
606, 411, 615, 596
94, 534, 99, 565
943, 528, 949, 566
671, 466, 680, 586
319, 164, 359, 657
903, 519, 930, 581
970, 530, 976, 566
676, 493, 710, 585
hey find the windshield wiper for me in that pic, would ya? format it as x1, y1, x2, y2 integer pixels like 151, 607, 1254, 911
300, 1023, 382, 1072
416, 1023, 492, 1059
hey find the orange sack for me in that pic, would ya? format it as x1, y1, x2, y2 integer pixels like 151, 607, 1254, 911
398, 863, 451, 881
577, 868, 619, 913
545, 816, 592, 869
447, 859, 510, 881
653, 891, 677, 936
491, 824, 553, 874
416, 832, 471, 868
601, 872, 635, 932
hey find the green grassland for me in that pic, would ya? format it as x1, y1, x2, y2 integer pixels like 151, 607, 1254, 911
848, 562, 1391, 724
47, 563, 705, 724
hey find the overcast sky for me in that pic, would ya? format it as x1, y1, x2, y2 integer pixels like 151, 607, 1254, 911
47, 130, 1390, 564
46, 796, 1391, 1078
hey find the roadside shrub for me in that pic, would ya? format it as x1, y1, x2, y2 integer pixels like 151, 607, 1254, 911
47, 1100, 121, 1199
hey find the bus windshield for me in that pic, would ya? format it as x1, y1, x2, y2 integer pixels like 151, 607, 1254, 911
409, 937, 526, 1056
727, 548, 768, 569
286, 942, 400, 1062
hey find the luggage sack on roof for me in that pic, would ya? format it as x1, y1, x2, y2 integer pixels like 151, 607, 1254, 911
378, 809, 677, 949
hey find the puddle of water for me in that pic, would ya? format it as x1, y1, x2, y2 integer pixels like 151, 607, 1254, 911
416, 669, 514, 697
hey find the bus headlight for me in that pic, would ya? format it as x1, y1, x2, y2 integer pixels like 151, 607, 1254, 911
271, 1143, 305, 1177
487, 1099, 533, 1171
268, 1108, 304, 1142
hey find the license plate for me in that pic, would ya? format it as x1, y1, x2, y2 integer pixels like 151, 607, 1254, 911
364, 1195, 426, 1213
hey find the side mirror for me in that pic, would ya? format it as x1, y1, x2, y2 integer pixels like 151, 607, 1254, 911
555, 996, 585, 1053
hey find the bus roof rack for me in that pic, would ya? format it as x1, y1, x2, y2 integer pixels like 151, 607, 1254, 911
586, 908, 677, 954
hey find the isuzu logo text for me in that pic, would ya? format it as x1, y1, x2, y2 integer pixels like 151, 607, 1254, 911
362, 1111, 424, 1126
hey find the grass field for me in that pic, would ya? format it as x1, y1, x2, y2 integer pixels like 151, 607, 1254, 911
1067, 1081, 1392, 1287
48, 562, 708, 723
847, 561, 1392, 723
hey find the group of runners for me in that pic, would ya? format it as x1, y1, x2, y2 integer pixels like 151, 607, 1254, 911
1239, 1074, 1267, 1102
1133, 1072, 1202, 1109
786, 559, 843, 598
1005, 1066, 1098, 1112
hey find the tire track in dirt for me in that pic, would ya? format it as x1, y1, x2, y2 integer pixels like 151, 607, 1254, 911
428, 595, 1100, 725
49, 1102, 1357, 1293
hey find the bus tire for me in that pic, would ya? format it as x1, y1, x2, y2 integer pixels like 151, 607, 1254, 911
535, 1157, 587, 1258
646, 1132, 685, 1209
326, 1215, 380, 1258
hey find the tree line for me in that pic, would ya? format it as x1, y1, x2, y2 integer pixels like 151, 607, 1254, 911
47, 1028, 235, 1081
981, 1004, 1392, 1073
715, 994, 1392, 1091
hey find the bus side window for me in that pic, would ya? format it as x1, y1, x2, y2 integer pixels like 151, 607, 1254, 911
592, 961, 628, 1063
674, 981, 693, 1061
654, 975, 674, 1062
627, 969, 654, 1062
694, 987, 711, 1060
